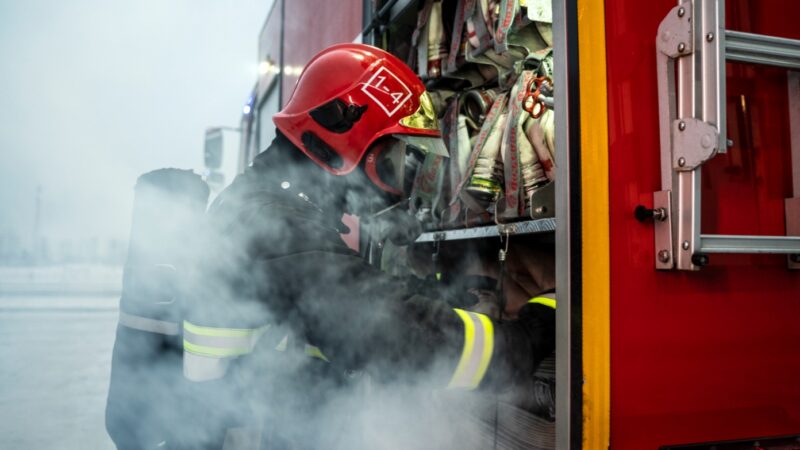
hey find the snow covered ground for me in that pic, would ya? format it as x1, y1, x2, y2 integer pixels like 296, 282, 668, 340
0, 294, 119, 450
0, 265, 122, 295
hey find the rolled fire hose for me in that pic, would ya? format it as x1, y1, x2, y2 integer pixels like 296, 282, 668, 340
527, 0, 554, 46
446, 0, 472, 73
524, 108, 556, 182
502, 71, 548, 217
463, 87, 503, 130
426, 0, 449, 78
458, 91, 509, 212
457, 114, 473, 177
411, 0, 434, 76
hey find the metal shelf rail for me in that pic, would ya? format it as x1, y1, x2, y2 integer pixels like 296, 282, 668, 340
415, 218, 557, 243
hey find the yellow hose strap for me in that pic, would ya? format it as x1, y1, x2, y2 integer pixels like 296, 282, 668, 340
528, 295, 557, 310
447, 309, 495, 390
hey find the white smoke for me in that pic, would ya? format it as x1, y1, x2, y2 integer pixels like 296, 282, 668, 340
103, 151, 555, 450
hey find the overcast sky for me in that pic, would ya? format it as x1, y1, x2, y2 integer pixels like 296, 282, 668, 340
0, 0, 269, 244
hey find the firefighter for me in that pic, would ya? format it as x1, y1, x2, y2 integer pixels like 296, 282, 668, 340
181, 43, 555, 449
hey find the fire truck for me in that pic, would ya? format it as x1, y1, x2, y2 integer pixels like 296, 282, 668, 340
207, 0, 800, 448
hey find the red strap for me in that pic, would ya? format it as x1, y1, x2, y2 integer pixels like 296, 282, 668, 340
502, 71, 534, 216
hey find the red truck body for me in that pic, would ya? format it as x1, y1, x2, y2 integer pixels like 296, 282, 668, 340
606, 0, 800, 448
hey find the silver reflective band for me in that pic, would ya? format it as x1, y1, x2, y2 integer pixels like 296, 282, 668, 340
447, 309, 494, 390
118, 311, 179, 336
183, 321, 269, 382
183, 350, 231, 382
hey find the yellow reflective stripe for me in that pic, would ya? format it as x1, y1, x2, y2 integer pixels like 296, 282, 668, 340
447, 309, 494, 390
183, 339, 252, 358
449, 309, 475, 388
472, 313, 494, 388
528, 296, 557, 310
182, 321, 269, 358
304, 344, 330, 362
183, 320, 263, 338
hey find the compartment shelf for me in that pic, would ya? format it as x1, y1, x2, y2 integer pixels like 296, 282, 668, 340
415, 218, 556, 243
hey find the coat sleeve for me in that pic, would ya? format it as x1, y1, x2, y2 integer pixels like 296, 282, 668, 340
258, 250, 555, 391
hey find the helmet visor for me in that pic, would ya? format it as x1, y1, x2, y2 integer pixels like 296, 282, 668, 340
372, 139, 421, 197
369, 136, 448, 197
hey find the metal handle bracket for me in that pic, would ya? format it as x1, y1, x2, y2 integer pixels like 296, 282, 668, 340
652, 0, 800, 270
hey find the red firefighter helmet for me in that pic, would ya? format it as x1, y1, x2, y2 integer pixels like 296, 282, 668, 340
273, 43, 443, 177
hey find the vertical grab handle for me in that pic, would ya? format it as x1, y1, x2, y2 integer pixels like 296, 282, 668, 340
650, 0, 800, 270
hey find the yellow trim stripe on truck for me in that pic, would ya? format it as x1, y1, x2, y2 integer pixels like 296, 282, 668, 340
578, 0, 611, 447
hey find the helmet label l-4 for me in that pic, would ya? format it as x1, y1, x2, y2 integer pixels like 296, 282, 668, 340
361, 66, 413, 117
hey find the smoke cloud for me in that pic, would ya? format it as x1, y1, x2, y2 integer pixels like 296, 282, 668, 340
105, 141, 556, 450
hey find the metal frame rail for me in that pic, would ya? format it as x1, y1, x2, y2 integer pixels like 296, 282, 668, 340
415, 218, 557, 243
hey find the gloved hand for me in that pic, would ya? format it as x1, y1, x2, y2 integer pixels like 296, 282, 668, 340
363, 207, 423, 246
482, 302, 556, 392
405, 274, 500, 310
467, 288, 501, 318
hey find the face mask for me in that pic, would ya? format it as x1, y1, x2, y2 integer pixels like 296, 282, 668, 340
359, 135, 449, 245
366, 135, 449, 199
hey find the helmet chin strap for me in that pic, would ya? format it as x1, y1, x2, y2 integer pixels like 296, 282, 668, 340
343, 163, 424, 246
363, 142, 404, 197
371, 197, 409, 218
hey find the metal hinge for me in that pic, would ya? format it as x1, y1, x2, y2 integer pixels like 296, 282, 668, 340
672, 119, 719, 170
656, 4, 693, 58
